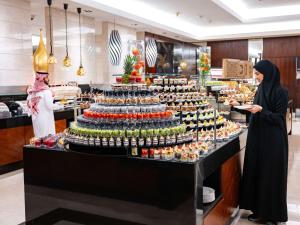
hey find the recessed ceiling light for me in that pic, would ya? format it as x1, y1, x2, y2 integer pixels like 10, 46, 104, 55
83, 9, 92, 13
212, 0, 300, 22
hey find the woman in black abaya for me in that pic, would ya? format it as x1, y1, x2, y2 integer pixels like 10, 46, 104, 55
230, 60, 288, 225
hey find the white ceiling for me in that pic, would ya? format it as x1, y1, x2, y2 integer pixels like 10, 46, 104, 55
244, 0, 300, 8
133, 0, 240, 27
30, 0, 200, 42
31, 0, 300, 42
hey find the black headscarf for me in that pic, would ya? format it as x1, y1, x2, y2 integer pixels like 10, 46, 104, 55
253, 60, 281, 111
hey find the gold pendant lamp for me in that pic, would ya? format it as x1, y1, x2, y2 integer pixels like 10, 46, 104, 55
76, 7, 85, 76
33, 29, 48, 72
47, 0, 57, 64
63, 3, 71, 67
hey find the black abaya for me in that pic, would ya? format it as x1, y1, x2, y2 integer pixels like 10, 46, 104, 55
240, 60, 289, 222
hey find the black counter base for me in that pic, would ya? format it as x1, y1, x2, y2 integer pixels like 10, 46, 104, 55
24, 208, 146, 225
0, 161, 23, 175
23, 133, 246, 225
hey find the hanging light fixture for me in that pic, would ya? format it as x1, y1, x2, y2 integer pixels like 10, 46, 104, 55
63, 3, 71, 67
180, 41, 188, 71
76, 7, 85, 76
146, 37, 157, 68
108, 19, 122, 66
47, 0, 57, 64
33, 29, 48, 72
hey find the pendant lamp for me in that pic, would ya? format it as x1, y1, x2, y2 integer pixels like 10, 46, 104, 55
47, 0, 57, 64
76, 7, 85, 76
180, 42, 188, 70
146, 38, 157, 68
33, 29, 48, 72
108, 19, 122, 66
63, 3, 71, 67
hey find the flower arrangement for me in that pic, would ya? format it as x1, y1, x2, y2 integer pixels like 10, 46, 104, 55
199, 52, 211, 86
200, 53, 210, 75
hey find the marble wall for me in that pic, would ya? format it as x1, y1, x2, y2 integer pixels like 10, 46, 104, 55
0, 0, 139, 87
47, 9, 137, 85
97, 22, 137, 85
0, 0, 33, 86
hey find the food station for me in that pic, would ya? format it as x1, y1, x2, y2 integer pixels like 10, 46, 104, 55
0, 3, 291, 224
23, 44, 248, 225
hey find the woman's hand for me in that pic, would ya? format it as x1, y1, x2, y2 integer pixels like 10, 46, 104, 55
229, 99, 240, 106
247, 104, 263, 114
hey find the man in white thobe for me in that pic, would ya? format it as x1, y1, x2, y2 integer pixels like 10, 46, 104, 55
27, 72, 55, 138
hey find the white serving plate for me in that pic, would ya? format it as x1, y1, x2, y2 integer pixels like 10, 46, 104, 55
234, 105, 253, 110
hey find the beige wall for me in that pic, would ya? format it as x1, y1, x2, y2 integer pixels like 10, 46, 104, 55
0, 0, 33, 86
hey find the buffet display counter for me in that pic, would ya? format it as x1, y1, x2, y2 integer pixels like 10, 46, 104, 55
23, 131, 247, 225
0, 109, 74, 174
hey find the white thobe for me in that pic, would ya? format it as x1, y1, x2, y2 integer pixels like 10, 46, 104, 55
28, 89, 56, 138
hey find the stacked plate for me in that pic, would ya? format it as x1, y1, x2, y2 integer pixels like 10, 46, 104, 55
0, 102, 11, 118
203, 186, 215, 204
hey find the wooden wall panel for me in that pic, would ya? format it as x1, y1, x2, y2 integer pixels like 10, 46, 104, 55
206, 36, 300, 108
263, 57, 296, 89
263, 36, 300, 108
207, 40, 248, 68
263, 37, 297, 58
0, 127, 25, 165
1, 119, 68, 166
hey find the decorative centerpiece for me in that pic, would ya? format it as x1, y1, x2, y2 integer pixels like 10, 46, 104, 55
199, 48, 211, 87
116, 44, 145, 84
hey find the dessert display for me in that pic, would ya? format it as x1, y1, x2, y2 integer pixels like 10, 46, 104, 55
30, 134, 65, 149
218, 84, 256, 104
150, 77, 227, 133
198, 121, 246, 142
50, 85, 81, 100
140, 141, 212, 162
205, 80, 225, 86
150, 78, 208, 112
149, 78, 197, 93
65, 84, 193, 153
0, 102, 11, 118
96, 90, 160, 105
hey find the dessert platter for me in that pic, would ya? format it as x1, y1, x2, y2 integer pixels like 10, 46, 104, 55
149, 78, 198, 93
198, 121, 246, 142
65, 84, 193, 155
150, 77, 227, 133
218, 84, 256, 105
140, 141, 212, 162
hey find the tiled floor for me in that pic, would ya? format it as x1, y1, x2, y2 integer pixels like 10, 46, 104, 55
233, 118, 300, 225
0, 169, 25, 225
1, 120, 300, 225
